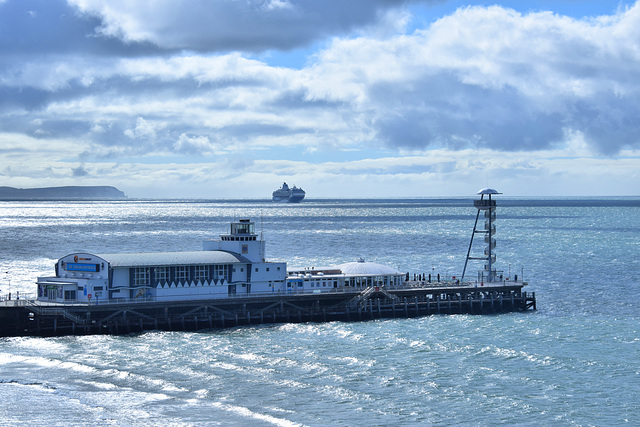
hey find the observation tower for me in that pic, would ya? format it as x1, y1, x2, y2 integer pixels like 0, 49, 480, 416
461, 188, 502, 282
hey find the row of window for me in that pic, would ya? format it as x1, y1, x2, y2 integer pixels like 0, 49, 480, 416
221, 236, 257, 241
255, 266, 278, 272
310, 281, 339, 287
133, 265, 230, 286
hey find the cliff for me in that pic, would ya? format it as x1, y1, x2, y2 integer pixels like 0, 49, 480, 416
0, 186, 126, 200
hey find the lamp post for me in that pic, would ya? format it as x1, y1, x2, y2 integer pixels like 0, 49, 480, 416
4, 271, 9, 301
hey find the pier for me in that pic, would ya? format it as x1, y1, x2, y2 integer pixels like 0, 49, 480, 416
0, 188, 537, 337
0, 282, 535, 337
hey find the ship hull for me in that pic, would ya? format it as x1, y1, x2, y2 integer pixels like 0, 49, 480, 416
273, 194, 305, 203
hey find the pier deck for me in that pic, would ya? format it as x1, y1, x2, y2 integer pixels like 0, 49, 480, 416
0, 283, 535, 337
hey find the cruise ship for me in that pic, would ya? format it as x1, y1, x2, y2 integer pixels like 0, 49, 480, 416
272, 182, 305, 203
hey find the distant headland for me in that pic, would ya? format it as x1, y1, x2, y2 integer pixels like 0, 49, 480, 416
0, 186, 126, 200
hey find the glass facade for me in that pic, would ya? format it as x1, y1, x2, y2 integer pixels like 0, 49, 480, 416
133, 267, 150, 286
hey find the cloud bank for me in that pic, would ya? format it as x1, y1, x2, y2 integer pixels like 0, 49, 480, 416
0, 0, 638, 196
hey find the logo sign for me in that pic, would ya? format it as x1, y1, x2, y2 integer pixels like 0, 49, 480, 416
66, 263, 99, 272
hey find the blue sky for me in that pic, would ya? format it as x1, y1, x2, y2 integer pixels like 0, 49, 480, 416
0, 0, 638, 198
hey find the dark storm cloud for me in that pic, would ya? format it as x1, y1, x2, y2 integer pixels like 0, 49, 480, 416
0, 86, 51, 111
71, 0, 425, 52
0, 0, 157, 56
72, 164, 89, 176
268, 88, 346, 110
370, 77, 565, 151
572, 97, 640, 155
369, 71, 640, 154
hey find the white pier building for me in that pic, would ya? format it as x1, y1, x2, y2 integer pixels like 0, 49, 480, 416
36, 219, 404, 304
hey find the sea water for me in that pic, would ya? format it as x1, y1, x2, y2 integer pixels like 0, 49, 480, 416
0, 198, 638, 426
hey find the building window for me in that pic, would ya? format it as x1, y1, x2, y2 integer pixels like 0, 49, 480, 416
176, 266, 189, 282
195, 265, 207, 282
155, 267, 168, 282
134, 267, 149, 286
214, 265, 227, 280
255, 268, 259, 272
242, 244, 248, 254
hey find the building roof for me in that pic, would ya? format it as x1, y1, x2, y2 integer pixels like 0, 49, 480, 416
335, 259, 403, 276
96, 250, 251, 268
477, 188, 502, 195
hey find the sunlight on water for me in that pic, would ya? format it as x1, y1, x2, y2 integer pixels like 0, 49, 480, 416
0, 198, 639, 425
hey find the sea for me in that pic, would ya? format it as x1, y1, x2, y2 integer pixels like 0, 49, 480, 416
0, 197, 638, 426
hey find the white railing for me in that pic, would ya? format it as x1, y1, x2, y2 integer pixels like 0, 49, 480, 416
14, 280, 525, 307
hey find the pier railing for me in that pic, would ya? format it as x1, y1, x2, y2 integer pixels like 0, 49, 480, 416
18, 279, 527, 307
0, 293, 37, 306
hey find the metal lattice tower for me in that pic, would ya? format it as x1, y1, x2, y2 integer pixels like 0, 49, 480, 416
461, 188, 502, 283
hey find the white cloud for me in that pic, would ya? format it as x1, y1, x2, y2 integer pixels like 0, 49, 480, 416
124, 117, 161, 140
1, 0, 639, 197
173, 133, 215, 155
303, 4, 640, 153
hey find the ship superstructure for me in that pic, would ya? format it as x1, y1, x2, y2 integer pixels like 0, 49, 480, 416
272, 182, 305, 202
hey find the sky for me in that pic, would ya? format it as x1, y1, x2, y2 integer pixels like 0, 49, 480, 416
0, 0, 639, 198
